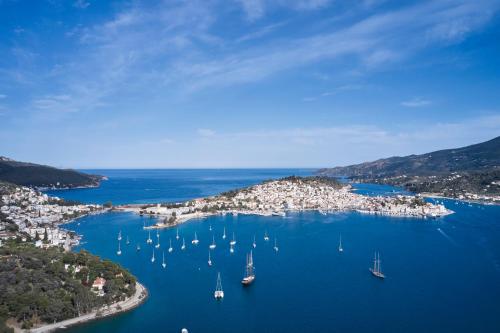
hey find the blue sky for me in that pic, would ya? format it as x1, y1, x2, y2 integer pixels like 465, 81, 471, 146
0, 0, 500, 168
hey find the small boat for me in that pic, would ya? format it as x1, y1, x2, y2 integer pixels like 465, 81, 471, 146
338, 233, 343, 253
222, 227, 226, 240
147, 230, 153, 244
151, 249, 155, 263
209, 224, 212, 231
118, 230, 122, 241
192, 232, 199, 245
369, 252, 385, 279
209, 235, 216, 250
117, 240, 122, 256
214, 273, 224, 299
181, 238, 186, 250
176, 229, 180, 240
241, 251, 255, 285
156, 229, 160, 238
136, 244, 141, 251
168, 239, 173, 253
229, 232, 236, 246
155, 234, 160, 249
273, 237, 279, 252
208, 251, 212, 266
126, 236, 130, 245
162, 251, 166, 268
264, 230, 269, 242
252, 235, 256, 248
230, 243, 234, 253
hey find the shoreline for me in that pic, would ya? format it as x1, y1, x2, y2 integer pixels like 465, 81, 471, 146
11, 282, 148, 333
420, 192, 499, 205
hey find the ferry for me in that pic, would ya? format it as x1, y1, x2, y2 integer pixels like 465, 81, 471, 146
214, 273, 224, 299
369, 252, 385, 279
241, 251, 255, 285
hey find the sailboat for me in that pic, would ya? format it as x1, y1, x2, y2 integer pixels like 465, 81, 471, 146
241, 251, 255, 285
192, 232, 199, 245
369, 252, 385, 279
209, 235, 216, 250
176, 229, 180, 240
264, 230, 269, 241
229, 232, 236, 246
155, 233, 160, 249
252, 235, 256, 248
230, 243, 234, 253
162, 251, 166, 268
273, 237, 279, 252
168, 238, 173, 253
338, 234, 343, 253
151, 249, 155, 263
181, 238, 186, 250
118, 230, 122, 241
126, 236, 130, 245
156, 229, 160, 239
214, 273, 224, 299
208, 251, 212, 266
222, 227, 226, 239
117, 240, 122, 256
209, 224, 212, 231
136, 244, 141, 251
146, 230, 153, 244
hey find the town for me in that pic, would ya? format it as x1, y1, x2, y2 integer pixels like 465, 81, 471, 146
119, 176, 453, 229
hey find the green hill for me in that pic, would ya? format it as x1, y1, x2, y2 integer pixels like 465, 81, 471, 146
0, 157, 103, 188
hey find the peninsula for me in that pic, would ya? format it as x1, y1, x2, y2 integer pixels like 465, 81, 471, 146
117, 176, 452, 229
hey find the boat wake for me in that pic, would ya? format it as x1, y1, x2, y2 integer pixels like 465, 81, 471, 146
436, 228, 457, 246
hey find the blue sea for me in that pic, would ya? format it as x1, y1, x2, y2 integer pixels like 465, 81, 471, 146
49, 170, 500, 333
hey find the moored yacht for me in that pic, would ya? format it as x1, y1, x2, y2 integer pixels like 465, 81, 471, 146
162, 251, 166, 268
369, 252, 385, 279
192, 232, 199, 245
214, 273, 224, 299
181, 238, 186, 250
273, 237, 279, 252
229, 232, 236, 246
147, 230, 153, 244
151, 249, 155, 263
176, 229, 180, 240
264, 230, 269, 241
252, 235, 256, 248
338, 233, 343, 253
208, 251, 212, 266
209, 235, 216, 250
168, 238, 173, 253
117, 240, 122, 256
241, 251, 255, 285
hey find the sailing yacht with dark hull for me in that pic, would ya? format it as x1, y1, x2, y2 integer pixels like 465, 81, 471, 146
369, 252, 385, 279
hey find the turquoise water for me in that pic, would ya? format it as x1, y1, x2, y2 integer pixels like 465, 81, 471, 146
56, 170, 500, 333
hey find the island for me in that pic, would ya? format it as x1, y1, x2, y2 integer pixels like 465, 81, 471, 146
116, 176, 452, 229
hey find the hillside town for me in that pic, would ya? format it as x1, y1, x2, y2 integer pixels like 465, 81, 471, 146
0, 182, 103, 249
120, 176, 453, 229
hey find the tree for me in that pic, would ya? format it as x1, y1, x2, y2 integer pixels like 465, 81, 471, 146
35, 231, 40, 241
43, 229, 48, 243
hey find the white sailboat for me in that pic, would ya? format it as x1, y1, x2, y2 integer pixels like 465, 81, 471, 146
230, 243, 234, 254
264, 230, 269, 241
151, 249, 155, 263
192, 232, 199, 245
146, 230, 153, 244
155, 233, 160, 249
273, 237, 279, 252
176, 229, 180, 240
162, 251, 166, 268
369, 252, 385, 279
338, 233, 343, 253
118, 230, 122, 241
208, 250, 212, 266
241, 251, 255, 285
222, 227, 226, 240
126, 235, 130, 245
156, 229, 160, 239
209, 235, 216, 250
252, 235, 256, 248
117, 240, 122, 256
214, 273, 224, 299
181, 238, 186, 250
168, 238, 173, 253
209, 224, 212, 231
229, 232, 236, 246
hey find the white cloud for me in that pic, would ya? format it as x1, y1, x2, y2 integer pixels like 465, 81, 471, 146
401, 97, 432, 107
197, 128, 216, 137
74, 0, 90, 9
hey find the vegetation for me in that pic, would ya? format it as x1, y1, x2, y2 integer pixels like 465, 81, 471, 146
0, 241, 136, 330
0, 157, 103, 189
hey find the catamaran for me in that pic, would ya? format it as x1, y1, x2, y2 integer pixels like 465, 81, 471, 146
117, 240, 122, 256
208, 250, 212, 266
369, 252, 385, 279
147, 230, 153, 244
230, 232, 236, 246
176, 229, 180, 240
118, 230, 122, 241
214, 273, 224, 299
273, 237, 279, 252
151, 249, 155, 263
241, 251, 255, 285
162, 251, 166, 268
264, 230, 269, 241
192, 232, 199, 245
222, 227, 226, 239
209, 235, 216, 249
338, 233, 343, 253
252, 235, 256, 248
155, 233, 160, 249
181, 238, 186, 250
168, 238, 173, 253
